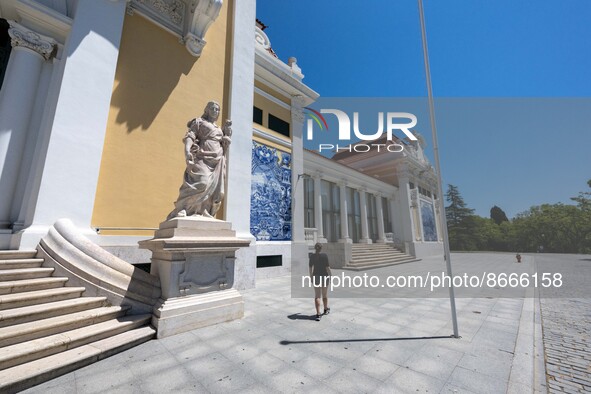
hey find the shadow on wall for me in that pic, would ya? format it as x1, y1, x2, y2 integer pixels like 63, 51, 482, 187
109, 15, 197, 133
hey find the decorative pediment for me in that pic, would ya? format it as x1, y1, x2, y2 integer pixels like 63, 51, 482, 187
128, 0, 222, 57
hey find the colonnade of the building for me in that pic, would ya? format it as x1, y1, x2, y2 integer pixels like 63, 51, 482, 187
307, 174, 391, 245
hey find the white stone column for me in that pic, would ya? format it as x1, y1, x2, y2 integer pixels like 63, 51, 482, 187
389, 196, 399, 240
313, 174, 326, 243
224, 0, 256, 289
433, 196, 443, 242
0, 22, 56, 229
338, 182, 351, 243
11, 58, 54, 230
359, 188, 371, 244
18, 0, 128, 248
376, 194, 387, 243
416, 192, 424, 241
397, 170, 417, 255
291, 96, 306, 244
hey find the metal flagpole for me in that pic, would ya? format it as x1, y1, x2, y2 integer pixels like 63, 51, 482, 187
417, 0, 459, 338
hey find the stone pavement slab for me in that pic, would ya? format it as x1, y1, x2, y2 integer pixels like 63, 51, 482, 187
536, 254, 591, 394
20, 253, 565, 393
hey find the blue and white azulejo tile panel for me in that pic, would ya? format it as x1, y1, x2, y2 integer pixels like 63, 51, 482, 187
420, 199, 438, 242
250, 141, 292, 241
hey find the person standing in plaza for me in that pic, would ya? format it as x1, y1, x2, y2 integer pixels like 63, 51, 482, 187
309, 243, 331, 321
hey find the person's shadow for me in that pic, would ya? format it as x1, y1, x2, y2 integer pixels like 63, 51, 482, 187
287, 313, 318, 321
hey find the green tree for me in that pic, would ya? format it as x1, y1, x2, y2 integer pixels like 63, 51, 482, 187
445, 185, 474, 226
512, 203, 589, 253
570, 179, 591, 253
570, 179, 591, 211
445, 184, 477, 250
490, 205, 509, 225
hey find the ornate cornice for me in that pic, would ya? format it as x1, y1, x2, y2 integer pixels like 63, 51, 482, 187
8, 21, 57, 60
129, 0, 222, 57
184, 0, 222, 57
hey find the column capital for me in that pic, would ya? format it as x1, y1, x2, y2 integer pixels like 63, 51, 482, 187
291, 95, 306, 123
291, 94, 307, 108
8, 21, 57, 60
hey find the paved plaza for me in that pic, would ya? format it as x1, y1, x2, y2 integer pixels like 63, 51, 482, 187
536, 254, 591, 393
22, 253, 591, 393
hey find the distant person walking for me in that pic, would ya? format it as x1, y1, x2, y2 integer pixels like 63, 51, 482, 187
309, 243, 331, 321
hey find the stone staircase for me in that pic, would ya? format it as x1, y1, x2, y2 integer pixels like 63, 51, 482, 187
344, 243, 419, 271
0, 237, 158, 392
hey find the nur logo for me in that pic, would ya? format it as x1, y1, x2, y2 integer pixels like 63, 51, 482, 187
305, 108, 418, 142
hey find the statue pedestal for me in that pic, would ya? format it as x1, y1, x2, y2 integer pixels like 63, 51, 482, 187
139, 216, 250, 338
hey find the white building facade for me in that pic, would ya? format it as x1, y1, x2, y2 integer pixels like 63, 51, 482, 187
0, 0, 442, 290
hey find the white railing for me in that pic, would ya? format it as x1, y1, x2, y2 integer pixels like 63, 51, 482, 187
304, 228, 318, 246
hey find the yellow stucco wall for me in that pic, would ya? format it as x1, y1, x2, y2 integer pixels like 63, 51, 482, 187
253, 92, 291, 126
252, 132, 291, 153
254, 80, 290, 104
92, 3, 232, 236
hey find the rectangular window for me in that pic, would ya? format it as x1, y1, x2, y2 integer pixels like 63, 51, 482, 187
268, 114, 290, 137
321, 180, 340, 242
347, 187, 361, 242
382, 197, 392, 233
367, 194, 378, 242
304, 177, 314, 228
253, 106, 263, 125
257, 255, 282, 268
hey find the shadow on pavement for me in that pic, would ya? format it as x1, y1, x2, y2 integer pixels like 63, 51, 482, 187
279, 335, 455, 345
287, 313, 319, 321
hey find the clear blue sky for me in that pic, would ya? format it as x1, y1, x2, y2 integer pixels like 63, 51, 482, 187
256, 0, 591, 218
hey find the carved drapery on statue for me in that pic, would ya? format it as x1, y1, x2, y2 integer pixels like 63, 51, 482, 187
167, 101, 231, 219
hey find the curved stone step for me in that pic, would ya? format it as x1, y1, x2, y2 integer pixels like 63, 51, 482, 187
0, 325, 155, 392
348, 254, 417, 263
0, 297, 108, 328
0, 287, 85, 310
0, 259, 45, 270
0, 251, 37, 260
0, 314, 151, 370
344, 259, 419, 271
0, 268, 54, 281
351, 246, 400, 253
0, 277, 68, 295
348, 255, 418, 266
351, 244, 397, 249
0, 306, 130, 347
351, 250, 406, 258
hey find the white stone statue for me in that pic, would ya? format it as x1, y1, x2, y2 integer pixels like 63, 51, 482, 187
167, 101, 232, 219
